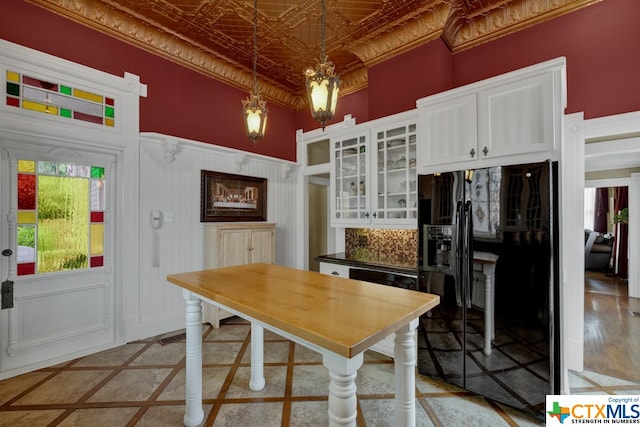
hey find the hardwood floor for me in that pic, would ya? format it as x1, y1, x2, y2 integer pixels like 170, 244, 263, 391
584, 271, 640, 381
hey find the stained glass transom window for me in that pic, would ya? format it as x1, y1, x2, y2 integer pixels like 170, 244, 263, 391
6, 71, 115, 127
16, 159, 106, 275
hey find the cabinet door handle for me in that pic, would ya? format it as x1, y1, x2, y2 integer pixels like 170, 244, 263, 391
248, 247, 254, 251
331, 271, 340, 276
372, 212, 377, 218
469, 148, 476, 158
482, 146, 489, 156
365, 212, 369, 218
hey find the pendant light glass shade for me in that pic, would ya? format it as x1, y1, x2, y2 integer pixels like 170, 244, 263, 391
305, 60, 340, 130
305, 0, 339, 130
242, 93, 267, 144
242, 0, 267, 144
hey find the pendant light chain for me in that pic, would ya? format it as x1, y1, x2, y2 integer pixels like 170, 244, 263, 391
320, 0, 326, 63
252, 0, 258, 95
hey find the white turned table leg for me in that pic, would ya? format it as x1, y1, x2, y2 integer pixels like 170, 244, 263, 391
183, 290, 204, 427
322, 352, 364, 427
249, 322, 265, 391
394, 319, 418, 427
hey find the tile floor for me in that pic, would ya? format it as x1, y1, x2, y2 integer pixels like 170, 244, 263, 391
1, 318, 639, 426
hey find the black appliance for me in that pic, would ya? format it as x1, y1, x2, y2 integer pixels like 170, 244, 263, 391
348, 268, 417, 290
417, 161, 559, 419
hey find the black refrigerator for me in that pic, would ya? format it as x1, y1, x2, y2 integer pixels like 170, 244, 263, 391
416, 161, 560, 419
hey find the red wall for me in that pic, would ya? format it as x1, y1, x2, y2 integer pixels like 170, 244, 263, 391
452, 0, 640, 119
367, 39, 453, 120
2, 0, 639, 161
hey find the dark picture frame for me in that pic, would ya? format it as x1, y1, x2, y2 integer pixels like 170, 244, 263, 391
200, 170, 267, 222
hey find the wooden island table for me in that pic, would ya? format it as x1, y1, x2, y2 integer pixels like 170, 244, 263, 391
166, 263, 439, 427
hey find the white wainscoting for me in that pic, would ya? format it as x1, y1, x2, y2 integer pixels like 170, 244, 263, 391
133, 133, 300, 340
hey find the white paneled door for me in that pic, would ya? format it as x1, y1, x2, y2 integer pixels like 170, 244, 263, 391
0, 138, 118, 378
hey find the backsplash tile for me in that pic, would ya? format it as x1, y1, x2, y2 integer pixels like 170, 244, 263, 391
345, 228, 417, 265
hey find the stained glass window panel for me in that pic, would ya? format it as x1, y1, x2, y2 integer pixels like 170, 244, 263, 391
18, 174, 36, 210
6, 71, 20, 82
5, 71, 116, 128
73, 88, 103, 103
90, 211, 104, 223
91, 167, 105, 179
17, 211, 36, 224
22, 75, 58, 92
16, 159, 105, 275
74, 111, 102, 124
7, 82, 20, 96
22, 100, 57, 115
90, 256, 104, 268
17, 263, 35, 276
6, 96, 19, 107
18, 160, 35, 173
90, 224, 104, 256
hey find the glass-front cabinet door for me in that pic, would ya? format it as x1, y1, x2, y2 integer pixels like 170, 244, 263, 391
372, 121, 418, 224
331, 131, 369, 225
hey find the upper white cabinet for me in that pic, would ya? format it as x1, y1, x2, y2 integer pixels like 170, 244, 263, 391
330, 112, 418, 228
477, 72, 556, 158
371, 118, 418, 224
418, 92, 478, 166
331, 129, 370, 225
417, 57, 566, 173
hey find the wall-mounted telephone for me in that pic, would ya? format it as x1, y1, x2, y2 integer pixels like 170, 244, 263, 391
150, 210, 162, 229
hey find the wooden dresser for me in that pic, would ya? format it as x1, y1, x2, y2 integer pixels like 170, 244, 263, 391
203, 223, 275, 327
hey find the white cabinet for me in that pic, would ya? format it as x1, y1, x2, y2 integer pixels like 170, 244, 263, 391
331, 130, 370, 225
371, 119, 418, 223
319, 262, 350, 277
203, 223, 275, 327
418, 92, 478, 167
330, 114, 418, 228
478, 72, 557, 158
417, 57, 565, 172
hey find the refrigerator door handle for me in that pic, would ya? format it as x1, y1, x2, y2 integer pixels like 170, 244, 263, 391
455, 201, 464, 307
464, 200, 474, 308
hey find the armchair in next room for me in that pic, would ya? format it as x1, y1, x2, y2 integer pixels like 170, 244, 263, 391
584, 229, 615, 271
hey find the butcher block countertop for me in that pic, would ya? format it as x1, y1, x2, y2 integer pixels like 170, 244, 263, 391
167, 263, 439, 358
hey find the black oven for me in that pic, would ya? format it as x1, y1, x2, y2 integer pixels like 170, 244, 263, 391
348, 268, 417, 291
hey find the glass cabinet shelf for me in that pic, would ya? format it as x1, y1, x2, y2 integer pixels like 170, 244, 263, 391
373, 122, 417, 222
333, 133, 369, 222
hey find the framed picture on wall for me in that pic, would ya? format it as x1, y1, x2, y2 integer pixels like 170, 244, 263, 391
200, 170, 267, 222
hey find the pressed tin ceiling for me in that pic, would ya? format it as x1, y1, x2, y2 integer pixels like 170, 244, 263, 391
26, 0, 599, 111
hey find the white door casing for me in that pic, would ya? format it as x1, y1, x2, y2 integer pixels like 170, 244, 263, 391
0, 139, 118, 375
0, 39, 145, 379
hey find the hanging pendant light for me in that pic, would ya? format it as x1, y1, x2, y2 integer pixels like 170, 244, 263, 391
242, 0, 268, 144
304, 0, 340, 130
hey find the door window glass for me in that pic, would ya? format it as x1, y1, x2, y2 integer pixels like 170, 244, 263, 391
16, 159, 105, 275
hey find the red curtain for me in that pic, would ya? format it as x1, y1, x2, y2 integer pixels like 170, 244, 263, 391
613, 187, 628, 279
593, 188, 609, 232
